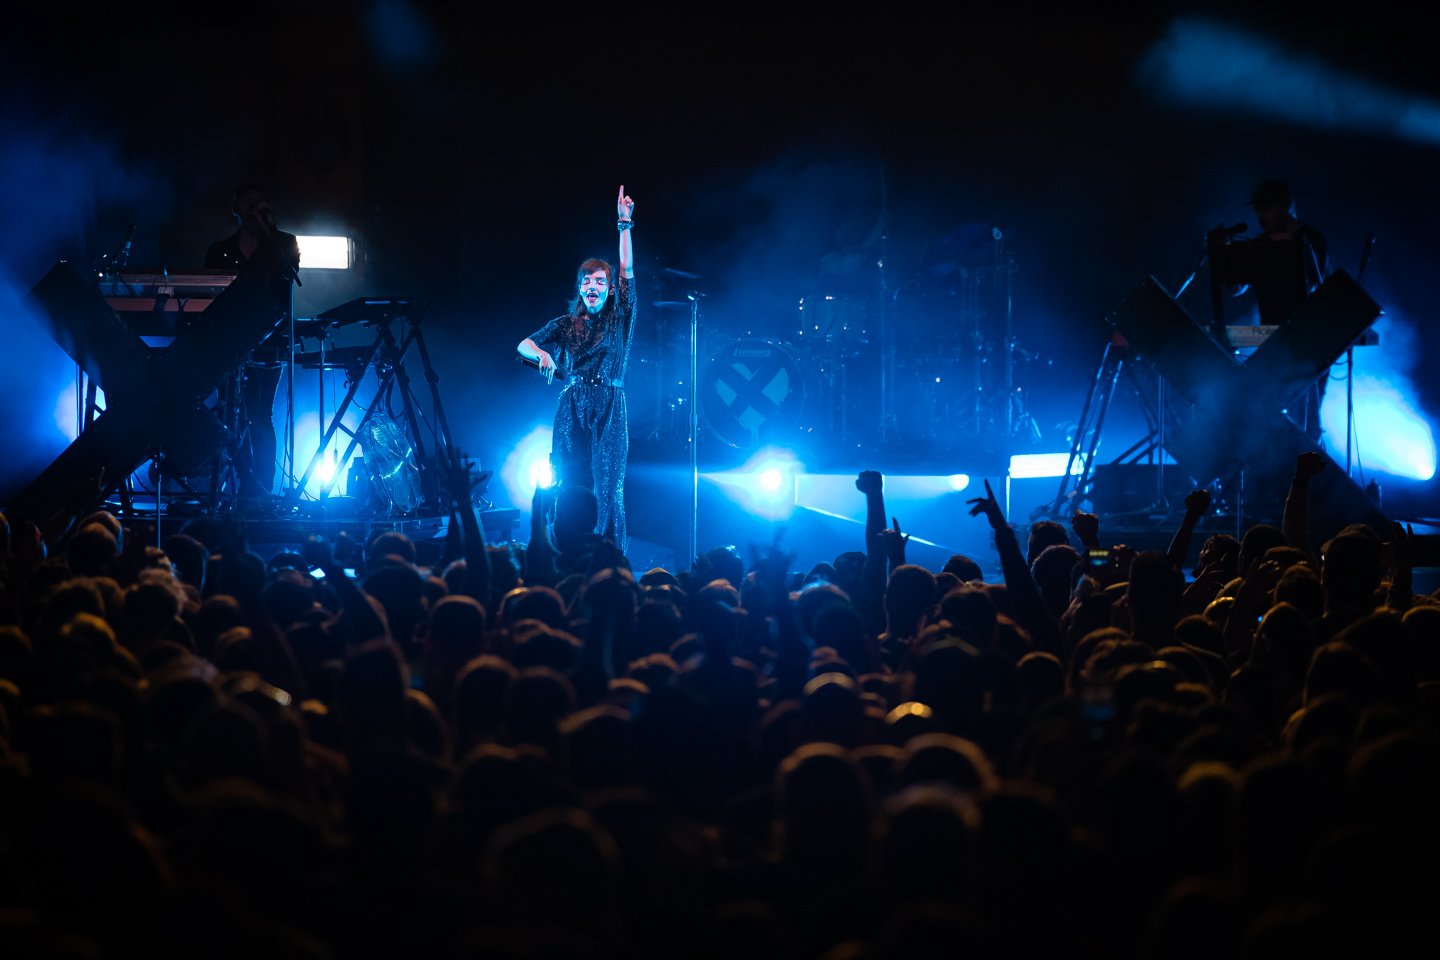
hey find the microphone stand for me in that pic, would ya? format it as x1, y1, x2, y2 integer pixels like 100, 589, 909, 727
687, 291, 702, 568
1348, 233, 1377, 478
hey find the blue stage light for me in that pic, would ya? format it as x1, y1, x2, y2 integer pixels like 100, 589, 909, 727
704, 447, 802, 520
792, 472, 977, 530
1323, 376, 1436, 482
1320, 314, 1437, 482
1139, 17, 1440, 147
500, 424, 555, 507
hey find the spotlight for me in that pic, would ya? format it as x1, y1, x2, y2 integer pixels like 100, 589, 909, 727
530, 459, 555, 489
500, 424, 555, 507
704, 447, 801, 520
792, 472, 975, 524
295, 236, 351, 270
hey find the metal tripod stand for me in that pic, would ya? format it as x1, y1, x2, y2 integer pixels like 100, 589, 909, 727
291, 302, 455, 514
1038, 330, 1181, 521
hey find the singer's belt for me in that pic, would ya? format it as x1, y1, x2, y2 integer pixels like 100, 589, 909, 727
565, 376, 624, 388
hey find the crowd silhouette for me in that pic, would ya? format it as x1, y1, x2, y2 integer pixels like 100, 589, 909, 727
0, 448, 1437, 959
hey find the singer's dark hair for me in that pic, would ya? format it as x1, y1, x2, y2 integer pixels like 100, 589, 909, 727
232, 181, 267, 203
565, 258, 617, 347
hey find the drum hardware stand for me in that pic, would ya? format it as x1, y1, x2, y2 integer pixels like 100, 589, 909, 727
995, 230, 1039, 446
877, 230, 896, 445
999, 231, 1013, 440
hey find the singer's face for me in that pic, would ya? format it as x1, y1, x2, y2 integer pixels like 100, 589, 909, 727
1253, 201, 1287, 234
579, 269, 610, 314
235, 189, 271, 232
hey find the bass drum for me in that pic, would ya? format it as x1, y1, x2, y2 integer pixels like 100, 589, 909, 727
700, 339, 810, 449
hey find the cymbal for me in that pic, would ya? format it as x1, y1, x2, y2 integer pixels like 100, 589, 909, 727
923, 223, 1004, 274
660, 266, 702, 280
652, 301, 692, 309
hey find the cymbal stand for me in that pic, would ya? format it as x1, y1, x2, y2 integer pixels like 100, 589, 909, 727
877, 230, 895, 445
997, 231, 1013, 440
999, 236, 1037, 444
958, 268, 985, 439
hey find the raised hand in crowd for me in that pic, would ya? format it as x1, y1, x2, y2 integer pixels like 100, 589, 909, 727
966, 478, 1007, 531
1295, 450, 1327, 483
1071, 509, 1100, 549
1167, 487, 1211, 570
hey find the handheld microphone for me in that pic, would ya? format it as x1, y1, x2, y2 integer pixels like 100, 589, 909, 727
518, 355, 566, 380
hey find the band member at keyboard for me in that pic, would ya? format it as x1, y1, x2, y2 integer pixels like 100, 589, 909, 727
517, 185, 636, 548
1239, 179, 1330, 320
1214, 180, 1332, 440
204, 181, 301, 498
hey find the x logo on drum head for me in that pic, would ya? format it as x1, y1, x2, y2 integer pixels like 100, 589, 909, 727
701, 341, 805, 447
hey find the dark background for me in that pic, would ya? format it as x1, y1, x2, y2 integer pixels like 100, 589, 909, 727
3, 3, 1437, 532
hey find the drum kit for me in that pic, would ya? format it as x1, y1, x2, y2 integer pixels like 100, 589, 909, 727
637, 224, 1044, 460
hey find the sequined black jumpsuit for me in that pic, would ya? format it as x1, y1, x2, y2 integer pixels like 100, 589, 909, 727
526, 275, 637, 547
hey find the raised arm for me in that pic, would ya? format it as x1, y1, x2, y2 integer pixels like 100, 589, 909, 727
525, 483, 561, 589
855, 470, 888, 631
617, 185, 634, 278
1167, 489, 1211, 570
441, 447, 491, 605
968, 479, 1062, 655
